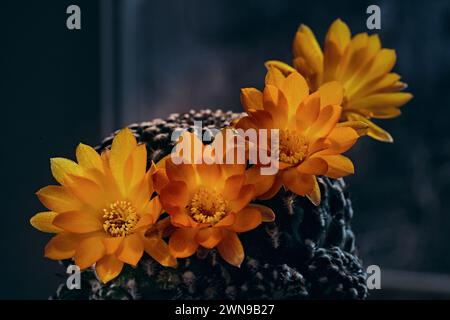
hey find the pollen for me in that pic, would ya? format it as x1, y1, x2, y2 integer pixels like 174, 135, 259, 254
279, 129, 308, 165
102, 200, 139, 237
188, 188, 228, 225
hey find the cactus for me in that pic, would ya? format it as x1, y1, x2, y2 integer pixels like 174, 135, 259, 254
52, 109, 367, 300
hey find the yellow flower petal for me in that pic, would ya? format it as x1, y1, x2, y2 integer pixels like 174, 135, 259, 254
348, 92, 413, 110
53, 211, 103, 233
50, 158, 84, 185
217, 230, 244, 267
265, 66, 285, 87
44, 232, 79, 260
76, 143, 103, 173
229, 184, 255, 213
109, 128, 138, 196
281, 71, 309, 114
246, 204, 275, 222
240, 88, 263, 112
103, 236, 124, 255
265, 60, 297, 76
306, 177, 321, 206
116, 233, 144, 266
308, 104, 342, 139
223, 174, 245, 201
74, 236, 105, 269
169, 228, 199, 258
293, 24, 324, 87
95, 254, 124, 284
346, 112, 393, 142
318, 81, 344, 108
231, 207, 262, 233
144, 235, 177, 267
320, 155, 355, 178
323, 19, 351, 82
36, 185, 82, 212
282, 169, 314, 196
296, 157, 328, 175
195, 227, 224, 249
30, 211, 62, 233
244, 166, 276, 198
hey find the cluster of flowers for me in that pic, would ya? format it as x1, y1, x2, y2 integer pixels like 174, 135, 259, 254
30, 19, 412, 283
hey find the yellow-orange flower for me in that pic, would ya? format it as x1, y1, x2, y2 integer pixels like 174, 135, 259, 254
155, 132, 275, 267
236, 68, 361, 205
30, 128, 176, 283
266, 19, 413, 142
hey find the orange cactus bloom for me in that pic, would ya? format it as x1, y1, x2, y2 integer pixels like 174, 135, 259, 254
156, 132, 275, 267
266, 19, 413, 142
236, 68, 362, 205
30, 128, 176, 283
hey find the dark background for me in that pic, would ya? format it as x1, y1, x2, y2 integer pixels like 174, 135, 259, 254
2, 0, 450, 299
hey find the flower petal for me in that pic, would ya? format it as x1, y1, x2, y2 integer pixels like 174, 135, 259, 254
195, 227, 224, 249
64, 175, 105, 211
76, 143, 103, 173
215, 212, 236, 227
246, 204, 275, 222
282, 169, 314, 196
296, 93, 320, 132
346, 112, 393, 143
229, 184, 255, 213
265, 60, 297, 75
240, 88, 263, 112
265, 66, 286, 87
44, 232, 78, 260
53, 211, 103, 233
308, 104, 342, 139
109, 128, 138, 196
293, 24, 324, 87
231, 207, 262, 233
116, 233, 144, 266
348, 92, 413, 110
223, 175, 245, 201
144, 235, 177, 267
244, 166, 276, 198
217, 231, 244, 267
318, 81, 344, 107
50, 158, 84, 185
36, 185, 83, 212
323, 19, 351, 82
95, 254, 124, 284
169, 228, 199, 258
103, 236, 124, 255
30, 211, 62, 233
281, 71, 309, 113
196, 163, 222, 189
296, 158, 328, 175
315, 126, 359, 155
74, 236, 106, 269
320, 155, 355, 178
160, 181, 190, 209
306, 177, 321, 206
258, 175, 283, 200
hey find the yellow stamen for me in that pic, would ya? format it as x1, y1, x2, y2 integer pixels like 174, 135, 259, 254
188, 188, 228, 224
279, 129, 308, 165
102, 200, 138, 237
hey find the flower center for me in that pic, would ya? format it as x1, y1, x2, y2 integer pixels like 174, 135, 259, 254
279, 129, 308, 165
188, 188, 228, 224
102, 200, 139, 237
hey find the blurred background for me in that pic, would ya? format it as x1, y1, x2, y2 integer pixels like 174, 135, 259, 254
2, 0, 450, 299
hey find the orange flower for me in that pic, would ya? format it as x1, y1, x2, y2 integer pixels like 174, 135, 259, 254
30, 128, 176, 283
236, 68, 362, 205
156, 132, 275, 267
266, 19, 413, 142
